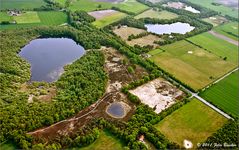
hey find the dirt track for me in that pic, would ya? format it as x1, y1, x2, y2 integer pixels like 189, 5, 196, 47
208, 30, 238, 46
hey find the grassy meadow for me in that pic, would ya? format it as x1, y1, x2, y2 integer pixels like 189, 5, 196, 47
214, 22, 239, 40
69, 0, 148, 13
0, 0, 46, 10
200, 71, 239, 117
155, 98, 227, 148
78, 130, 125, 150
149, 40, 235, 90
187, 0, 238, 18
135, 9, 178, 19
187, 32, 238, 63
0, 12, 13, 22
202, 15, 228, 27
92, 12, 127, 28
0, 11, 68, 30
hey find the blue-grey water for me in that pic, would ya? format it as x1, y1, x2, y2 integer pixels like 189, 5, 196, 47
19, 38, 85, 82
107, 102, 125, 118
145, 22, 195, 35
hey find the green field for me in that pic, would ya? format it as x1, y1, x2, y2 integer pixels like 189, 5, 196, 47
149, 40, 236, 90
200, 71, 239, 117
148, 48, 163, 55
69, 0, 148, 13
14, 11, 41, 24
214, 22, 239, 41
92, 12, 127, 28
135, 9, 178, 19
187, 0, 238, 18
0, 12, 13, 22
155, 98, 227, 148
202, 15, 228, 27
0, 11, 68, 30
0, 0, 46, 10
55, 0, 66, 5
37, 11, 68, 25
187, 32, 238, 63
79, 130, 125, 150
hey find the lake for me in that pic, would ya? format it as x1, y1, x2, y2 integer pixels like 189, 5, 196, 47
19, 38, 85, 82
106, 102, 125, 118
145, 22, 195, 35
184, 6, 200, 13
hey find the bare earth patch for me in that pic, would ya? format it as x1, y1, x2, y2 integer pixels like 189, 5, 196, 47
88, 9, 118, 20
113, 26, 145, 40
130, 78, 185, 113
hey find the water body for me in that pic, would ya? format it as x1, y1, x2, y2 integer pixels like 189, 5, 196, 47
184, 6, 200, 13
145, 22, 195, 35
19, 38, 85, 82
106, 102, 125, 118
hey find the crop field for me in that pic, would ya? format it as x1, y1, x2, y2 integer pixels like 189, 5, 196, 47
202, 15, 228, 27
0, 11, 68, 30
14, 11, 41, 24
135, 9, 178, 19
0, 0, 46, 10
69, 0, 148, 13
79, 130, 125, 150
0, 12, 13, 22
214, 22, 239, 40
37, 11, 68, 25
92, 11, 127, 28
149, 40, 236, 90
187, 0, 238, 18
200, 71, 239, 117
187, 32, 238, 63
155, 98, 227, 148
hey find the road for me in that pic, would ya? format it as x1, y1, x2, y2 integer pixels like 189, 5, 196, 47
208, 30, 238, 46
181, 68, 239, 120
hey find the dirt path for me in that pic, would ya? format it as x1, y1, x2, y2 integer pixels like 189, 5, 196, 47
208, 30, 238, 46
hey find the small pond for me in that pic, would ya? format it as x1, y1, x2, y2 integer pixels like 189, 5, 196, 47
106, 102, 125, 118
19, 38, 85, 82
145, 22, 195, 35
184, 6, 200, 13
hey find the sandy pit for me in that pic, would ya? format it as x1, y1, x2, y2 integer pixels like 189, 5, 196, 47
88, 9, 118, 20
129, 78, 184, 113
187, 51, 193, 54
184, 139, 193, 149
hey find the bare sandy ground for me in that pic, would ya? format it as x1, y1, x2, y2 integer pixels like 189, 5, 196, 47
129, 78, 184, 113
209, 30, 238, 46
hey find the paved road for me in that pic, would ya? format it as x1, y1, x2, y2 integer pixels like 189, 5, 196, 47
208, 30, 238, 46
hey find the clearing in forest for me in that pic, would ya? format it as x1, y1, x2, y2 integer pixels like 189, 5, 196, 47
113, 26, 160, 48
200, 70, 239, 117
79, 130, 125, 150
135, 9, 178, 20
149, 40, 236, 90
155, 98, 227, 148
129, 78, 185, 114
202, 15, 228, 27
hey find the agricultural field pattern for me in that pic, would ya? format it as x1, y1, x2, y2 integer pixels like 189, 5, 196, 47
0, 0, 238, 150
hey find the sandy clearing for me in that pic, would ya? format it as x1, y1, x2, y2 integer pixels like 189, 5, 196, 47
88, 9, 118, 20
129, 78, 184, 113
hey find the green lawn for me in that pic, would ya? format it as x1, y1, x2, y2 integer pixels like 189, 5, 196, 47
135, 9, 178, 19
0, 12, 13, 22
149, 40, 236, 90
78, 130, 125, 150
148, 48, 163, 55
187, 0, 238, 18
69, 0, 148, 13
155, 98, 227, 148
37, 11, 68, 25
187, 32, 238, 63
214, 22, 239, 41
92, 12, 127, 28
0, 0, 46, 10
13, 11, 41, 24
200, 71, 239, 117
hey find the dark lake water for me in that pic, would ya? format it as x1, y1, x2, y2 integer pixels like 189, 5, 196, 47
107, 102, 125, 118
145, 22, 195, 35
19, 38, 85, 82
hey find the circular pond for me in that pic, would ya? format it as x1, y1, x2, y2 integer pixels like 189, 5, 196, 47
106, 102, 126, 118
19, 38, 85, 82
